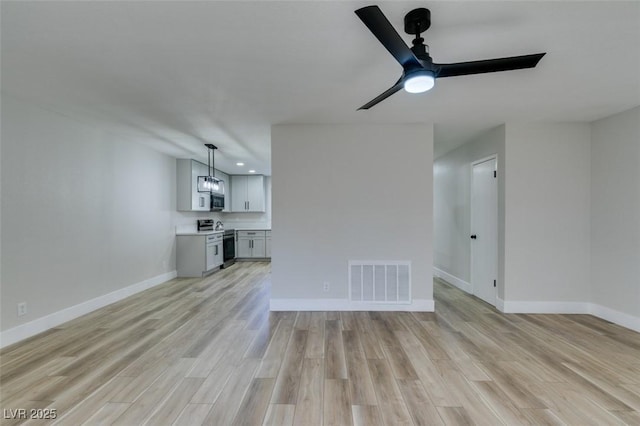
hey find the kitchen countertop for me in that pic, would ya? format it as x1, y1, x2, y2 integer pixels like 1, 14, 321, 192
176, 230, 225, 236
176, 228, 271, 236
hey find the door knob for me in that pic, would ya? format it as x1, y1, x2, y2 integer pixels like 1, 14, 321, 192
470, 235, 477, 239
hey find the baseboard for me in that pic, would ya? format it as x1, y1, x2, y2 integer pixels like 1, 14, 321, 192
496, 299, 640, 333
589, 303, 640, 333
500, 300, 590, 314
433, 267, 472, 294
270, 298, 434, 312
0, 270, 178, 349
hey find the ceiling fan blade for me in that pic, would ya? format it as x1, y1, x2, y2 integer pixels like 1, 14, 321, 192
355, 5, 422, 70
358, 79, 404, 110
435, 53, 546, 78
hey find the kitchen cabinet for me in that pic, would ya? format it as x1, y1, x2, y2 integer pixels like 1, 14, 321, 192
231, 175, 265, 212
237, 230, 267, 258
177, 233, 223, 277
176, 159, 210, 212
206, 234, 224, 270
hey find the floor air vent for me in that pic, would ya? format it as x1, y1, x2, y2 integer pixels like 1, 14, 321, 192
349, 261, 411, 304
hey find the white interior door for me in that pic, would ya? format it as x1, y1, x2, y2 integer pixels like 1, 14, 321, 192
471, 157, 498, 306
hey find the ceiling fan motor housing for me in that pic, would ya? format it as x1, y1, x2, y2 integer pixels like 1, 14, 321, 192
404, 8, 431, 35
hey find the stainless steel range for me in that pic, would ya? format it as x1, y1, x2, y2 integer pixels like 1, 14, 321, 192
222, 229, 236, 268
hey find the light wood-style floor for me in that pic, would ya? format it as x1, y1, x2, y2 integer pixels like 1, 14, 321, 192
2, 262, 640, 425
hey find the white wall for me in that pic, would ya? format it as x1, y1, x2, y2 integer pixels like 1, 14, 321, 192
590, 107, 640, 320
504, 123, 591, 304
1, 95, 177, 335
433, 125, 505, 297
271, 124, 433, 310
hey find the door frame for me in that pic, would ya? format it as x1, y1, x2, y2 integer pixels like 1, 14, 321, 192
470, 154, 498, 306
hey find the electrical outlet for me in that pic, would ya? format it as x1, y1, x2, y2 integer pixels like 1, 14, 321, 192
17, 302, 27, 317
323, 282, 330, 292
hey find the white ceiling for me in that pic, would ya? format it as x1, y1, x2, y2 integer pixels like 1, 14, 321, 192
2, 1, 639, 173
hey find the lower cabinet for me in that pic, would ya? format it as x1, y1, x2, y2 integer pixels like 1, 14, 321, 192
177, 233, 224, 277
206, 237, 223, 271
237, 230, 269, 259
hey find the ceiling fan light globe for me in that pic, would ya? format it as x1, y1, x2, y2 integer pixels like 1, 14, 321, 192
403, 72, 435, 93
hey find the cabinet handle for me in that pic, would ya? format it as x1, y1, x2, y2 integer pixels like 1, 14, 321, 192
215, 245, 218, 255
247, 201, 250, 210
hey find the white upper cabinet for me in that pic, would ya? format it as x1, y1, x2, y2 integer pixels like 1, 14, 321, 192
231, 175, 265, 212
177, 159, 210, 211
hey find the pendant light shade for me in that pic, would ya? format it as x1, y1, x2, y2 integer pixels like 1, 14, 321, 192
198, 144, 222, 193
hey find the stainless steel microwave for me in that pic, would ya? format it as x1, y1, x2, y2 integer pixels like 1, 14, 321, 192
211, 193, 224, 211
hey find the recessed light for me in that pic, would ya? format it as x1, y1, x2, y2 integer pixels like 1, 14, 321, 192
236, 162, 244, 166
248, 170, 256, 173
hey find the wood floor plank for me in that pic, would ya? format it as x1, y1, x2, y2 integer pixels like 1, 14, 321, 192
270, 329, 307, 404
432, 359, 505, 425
188, 358, 235, 403
324, 319, 347, 380
394, 329, 461, 407
172, 403, 212, 425
351, 405, 384, 426
262, 404, 295, 426
397, 379, 444, 425
610, 409, 640, 425
255, 319, 295, 378
518, 408, 565, 426
435, 407, 474, 426
353, 312, 386, 359
324, 379, 353, 426
81, 402, 130, 426
468, 380, 531, 425
245, 318, 280, 359
292, 358, 323, 426
231, 378, 275, 426
527, 381, 623, 425
477, 360, 548, 409
294, 312, 311, 330
342, 330, 377, 405
367, 358, 413, 425
304, 312, 325, 359
145, 377, 204, 425
199, 358, 260, 423
52, 376, 134, 425
111, 358, 195, 425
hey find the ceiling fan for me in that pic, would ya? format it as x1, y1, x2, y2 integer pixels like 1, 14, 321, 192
355, 5, 546, 110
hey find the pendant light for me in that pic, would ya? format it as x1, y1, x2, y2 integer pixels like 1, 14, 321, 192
198, 144, 221, 192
